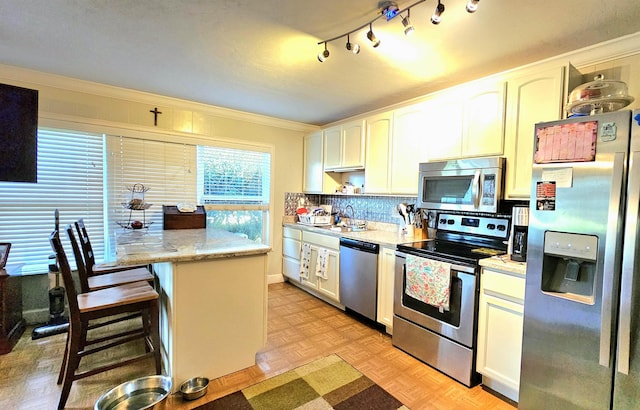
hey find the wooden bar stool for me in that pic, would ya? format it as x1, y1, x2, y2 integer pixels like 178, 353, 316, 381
66, 224, 153, 293
75, 218, 150, 277
49, 230, 162, 410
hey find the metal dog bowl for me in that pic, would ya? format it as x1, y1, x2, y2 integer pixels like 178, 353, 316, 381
94, 375, 172, 410
179, 377, 209, 401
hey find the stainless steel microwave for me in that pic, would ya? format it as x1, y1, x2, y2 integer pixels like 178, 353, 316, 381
417, 157, 505, 213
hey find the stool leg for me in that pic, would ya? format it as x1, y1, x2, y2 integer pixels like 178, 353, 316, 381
57, 329, 71, 385
58, 323, 82, 410
149, 299, 162, 374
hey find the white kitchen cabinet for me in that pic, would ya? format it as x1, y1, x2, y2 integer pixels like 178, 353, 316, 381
423, 94, 463, 161
461, 80, 506, 158
390, 101, 430, 194
323, 119, 365, 172
504, 66, 565, 198
477, 265, 526, 402
303, 131, 324, 193
299, 231, 340, 303
364, 111, 393, 194
376, 246, 396, 333
282, 226, 302, 281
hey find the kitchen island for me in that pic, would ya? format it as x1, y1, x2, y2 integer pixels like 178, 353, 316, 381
116, 227, 271, 390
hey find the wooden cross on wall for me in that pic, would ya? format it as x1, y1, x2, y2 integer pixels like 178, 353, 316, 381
149, 107, 162, 126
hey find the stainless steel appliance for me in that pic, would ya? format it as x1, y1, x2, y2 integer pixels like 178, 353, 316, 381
393, 213, 509, 386
416, 157, 505, 213
339, 237, 380, 321
510, 206, 529, 262
520, 109, 640, 409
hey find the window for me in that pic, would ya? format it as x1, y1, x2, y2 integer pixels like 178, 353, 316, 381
197, 146, 271, 243
0, 128, 104, 274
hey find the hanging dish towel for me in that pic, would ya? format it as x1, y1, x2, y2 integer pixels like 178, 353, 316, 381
315, 247, 329, 280
299, 243, 312, 280
405, 254, 451, 311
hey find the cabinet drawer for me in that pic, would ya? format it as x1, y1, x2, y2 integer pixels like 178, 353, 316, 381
482, 269, 525, 302
283, 238, 301, 259
283, 226, 302, 240
302, 231, 339, 250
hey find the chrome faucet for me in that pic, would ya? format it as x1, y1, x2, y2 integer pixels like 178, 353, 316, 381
345, 204, 355, 222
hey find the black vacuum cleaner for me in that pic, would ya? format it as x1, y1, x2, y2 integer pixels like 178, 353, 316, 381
32, 210, 69, 340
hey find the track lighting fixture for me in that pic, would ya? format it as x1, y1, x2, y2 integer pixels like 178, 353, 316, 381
466, 0, 479, 13
367, 24, 381, 48
431, 0, 445, 24
316, 0, 479, 62
401, 9, 415, 36
317, 42, 330, 62
346, 34, 360, 54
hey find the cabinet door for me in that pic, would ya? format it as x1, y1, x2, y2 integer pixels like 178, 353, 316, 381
424, 95, 463, 161
504, 66, 564, 198
341, 120, 365, 169
462, 81, 506, 157
316, 248, 340, 302
376, 246, 396, 330
476, 291, 524, 401
300, 246, 319, 290
303, 131, 324, 193
323, 126, 342, 170
365, 111, 393, 193
391, 102, 429, 194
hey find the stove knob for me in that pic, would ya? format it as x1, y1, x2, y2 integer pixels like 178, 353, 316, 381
439, 218, 446, 224
487, 223, 496, 230
497, 224, 506, 231
447, 219, 454, 225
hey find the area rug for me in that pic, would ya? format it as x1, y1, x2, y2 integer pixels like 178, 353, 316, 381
195, 354, 409, 410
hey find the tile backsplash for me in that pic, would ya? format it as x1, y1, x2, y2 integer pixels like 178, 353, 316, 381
285, 192, 417, 225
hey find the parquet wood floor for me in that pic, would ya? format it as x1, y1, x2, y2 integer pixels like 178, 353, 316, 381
0, 281, 517, 409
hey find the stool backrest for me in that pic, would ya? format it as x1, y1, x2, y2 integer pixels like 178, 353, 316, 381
49, 230, 79, 315
65, 224, 91, 293
75, 218, 98, 276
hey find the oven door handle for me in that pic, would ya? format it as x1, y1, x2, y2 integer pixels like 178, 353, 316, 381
395, 251, 476, 274
472, 170, 481, 209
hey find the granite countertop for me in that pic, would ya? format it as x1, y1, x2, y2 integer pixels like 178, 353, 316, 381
283, 222, 430, 248
115, 227, 271, 265
479, 255, 527, 276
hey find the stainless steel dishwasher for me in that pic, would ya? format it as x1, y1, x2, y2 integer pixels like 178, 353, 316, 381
339, 237, 380, 321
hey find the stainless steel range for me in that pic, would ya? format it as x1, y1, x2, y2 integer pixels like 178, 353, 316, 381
393, 212, 509, 386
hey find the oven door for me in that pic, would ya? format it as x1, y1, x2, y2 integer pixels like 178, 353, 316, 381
394, 251, 479, 348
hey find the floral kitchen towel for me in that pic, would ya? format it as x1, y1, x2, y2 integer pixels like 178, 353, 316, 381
405, 254, 451, 311
315, 247, 329, 280
299, 243, 311, 280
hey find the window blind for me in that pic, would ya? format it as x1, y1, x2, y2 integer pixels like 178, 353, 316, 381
105, 136, 197, 257
0, 128, 105, 274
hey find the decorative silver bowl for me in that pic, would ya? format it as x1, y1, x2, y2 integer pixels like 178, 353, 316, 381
179, 377, 209, 401
94, 375, 172, 410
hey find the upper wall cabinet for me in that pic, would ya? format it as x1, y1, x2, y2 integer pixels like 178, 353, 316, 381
425, 80, 506, 161
391, 101, 430, 194
323, 119, 366, 172
503, 66, 565, 199
461, 80, 507, 158
364, 111, 394, 194
303, 131, 324, 193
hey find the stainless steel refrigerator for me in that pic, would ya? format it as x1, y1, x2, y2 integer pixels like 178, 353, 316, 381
520, 109, 640, 409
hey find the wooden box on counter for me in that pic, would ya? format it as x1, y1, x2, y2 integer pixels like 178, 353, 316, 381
163, 205, 206, 230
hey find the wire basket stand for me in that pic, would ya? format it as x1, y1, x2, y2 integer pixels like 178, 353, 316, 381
117, 183, 153, 229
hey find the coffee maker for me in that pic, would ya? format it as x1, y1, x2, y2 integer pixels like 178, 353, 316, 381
510, 206, 529, 262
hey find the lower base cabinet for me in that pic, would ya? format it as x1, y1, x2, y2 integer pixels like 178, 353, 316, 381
477, 265, 526, 402
376, 246, 395, 333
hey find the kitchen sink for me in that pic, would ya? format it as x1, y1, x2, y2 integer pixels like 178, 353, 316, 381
327, 224, 368, 233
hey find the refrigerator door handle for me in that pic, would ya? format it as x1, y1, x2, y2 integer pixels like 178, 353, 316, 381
617, 150, 640, 375
601, 151, 626, 368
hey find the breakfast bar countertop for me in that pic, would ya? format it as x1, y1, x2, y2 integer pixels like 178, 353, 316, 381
115, 227, 271, 265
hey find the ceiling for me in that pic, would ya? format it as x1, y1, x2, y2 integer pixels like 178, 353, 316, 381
0, 1, 639, 126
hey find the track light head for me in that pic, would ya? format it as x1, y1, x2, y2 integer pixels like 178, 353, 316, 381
317, 43, 330, 62
367, 24, 381, 48
379, 1, 400, 21
346, 35, 360, 54
431, 1, 445, 24
466, 0, 479, 13
401, 10, 414, 36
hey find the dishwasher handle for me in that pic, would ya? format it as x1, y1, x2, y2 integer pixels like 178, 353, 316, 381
339, 237, 380, 254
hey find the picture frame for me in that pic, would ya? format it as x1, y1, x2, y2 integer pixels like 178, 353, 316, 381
0, 243, 10, 268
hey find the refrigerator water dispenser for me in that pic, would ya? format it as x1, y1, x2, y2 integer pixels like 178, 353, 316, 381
540, 231, 598, 304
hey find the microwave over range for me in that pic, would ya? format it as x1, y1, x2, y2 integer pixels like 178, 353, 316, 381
416, 157, 505, 213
